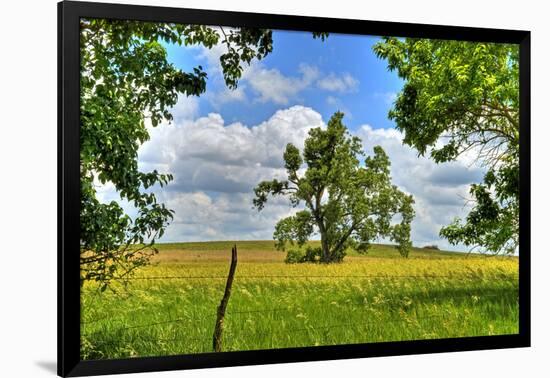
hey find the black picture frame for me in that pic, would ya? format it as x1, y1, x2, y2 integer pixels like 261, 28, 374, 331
58, 1, 531, 376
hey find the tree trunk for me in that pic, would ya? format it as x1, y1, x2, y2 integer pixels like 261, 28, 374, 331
320, 233, 330, 263
313, 205, 330, 263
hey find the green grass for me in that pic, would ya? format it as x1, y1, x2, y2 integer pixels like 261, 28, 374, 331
80, 241, 519, 360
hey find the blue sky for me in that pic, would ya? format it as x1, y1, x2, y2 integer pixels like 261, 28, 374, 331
97, 27, 486, 251
165, 30, 403, 129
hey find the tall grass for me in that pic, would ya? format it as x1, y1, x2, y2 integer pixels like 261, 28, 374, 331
80, 241, 518, 360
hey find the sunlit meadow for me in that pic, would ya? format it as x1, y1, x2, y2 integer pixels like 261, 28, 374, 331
81, 241, 518, 359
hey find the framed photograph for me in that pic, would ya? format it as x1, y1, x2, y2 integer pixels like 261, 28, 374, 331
58, 1, 530, 376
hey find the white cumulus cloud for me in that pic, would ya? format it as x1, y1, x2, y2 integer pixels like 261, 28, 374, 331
195, 40, 358, 106
356, 124, 484, 249
244, 63, 319, 105
100, 103, 485, 250
133, 106, 323, 241
317, 73, 359, 93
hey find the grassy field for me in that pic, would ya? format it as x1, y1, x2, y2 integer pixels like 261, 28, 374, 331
80, 241, 519, 360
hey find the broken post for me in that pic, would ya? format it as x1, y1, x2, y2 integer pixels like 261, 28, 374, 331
212, 244, 238, 352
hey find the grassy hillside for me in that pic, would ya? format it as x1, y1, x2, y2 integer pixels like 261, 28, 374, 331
150, 240, 515, 262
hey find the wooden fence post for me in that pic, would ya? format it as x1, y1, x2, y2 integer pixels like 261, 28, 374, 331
212, 244, 238, 352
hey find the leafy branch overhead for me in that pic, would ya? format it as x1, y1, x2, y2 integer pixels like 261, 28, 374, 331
254, 112, 415, 263
373, 38, 519, 255
79, 19, 277, 288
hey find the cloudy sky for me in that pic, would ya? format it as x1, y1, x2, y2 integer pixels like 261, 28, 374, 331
97, 28, 485, 251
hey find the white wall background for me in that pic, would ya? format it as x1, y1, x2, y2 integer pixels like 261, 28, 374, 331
0, 0, 548, 376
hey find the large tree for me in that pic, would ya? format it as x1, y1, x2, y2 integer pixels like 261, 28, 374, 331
373, 38, 519, 254
80, 19, 277, 288
253, 112, 415, 263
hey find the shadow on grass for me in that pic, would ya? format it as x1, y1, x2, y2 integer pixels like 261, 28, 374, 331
347, 284, 518, 309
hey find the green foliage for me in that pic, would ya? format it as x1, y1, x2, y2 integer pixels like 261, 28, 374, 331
217, 27, 273, 89
285, 248, 305, 264
440, 167, 519, 255
303, 246, 323, 262
373, 38, 519, 254
80, 19, 275, 287
312, 32, 330, 41
254, 112, 415, 263
284, 246, 323, 264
